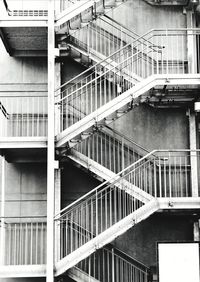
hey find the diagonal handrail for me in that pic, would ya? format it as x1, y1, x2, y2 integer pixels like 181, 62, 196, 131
55, 28, 200, 137
68, 14, 160, 63
55, 28, 161, 93
54, 150, 198, 270
55, 149, 199, 218
55, 150, 155, 218
56, 27, 200, 95
65, 220, 150, 280
56, 42, 155, 103
0, 102, 9, 119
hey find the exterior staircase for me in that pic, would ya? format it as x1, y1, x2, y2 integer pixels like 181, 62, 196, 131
55, 0, 128, 34
55, 25, 200, 276
1, 1, 200, 280
53, 23, 200, 277
55, 27, 200, 148
67, 244, 150, 281
54, 148, 199, 276
59, 15, 156, 68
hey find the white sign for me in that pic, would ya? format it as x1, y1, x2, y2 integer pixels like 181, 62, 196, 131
158, 243, 200, 282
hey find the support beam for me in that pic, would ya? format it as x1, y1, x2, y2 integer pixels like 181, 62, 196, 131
189, 110, 198, 197
47, 0, 55, 281
0, 156, 5, 266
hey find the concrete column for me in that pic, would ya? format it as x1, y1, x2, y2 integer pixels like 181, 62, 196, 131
189, 110, 198, 197
0, 155, 5, 265
186, 10, 197, 73
47, 0, 55, 281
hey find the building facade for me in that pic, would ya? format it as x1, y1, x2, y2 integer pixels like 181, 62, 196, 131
0, 0, 200, 281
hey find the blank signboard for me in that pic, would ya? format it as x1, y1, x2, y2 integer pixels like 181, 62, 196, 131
158, 243, 200, 282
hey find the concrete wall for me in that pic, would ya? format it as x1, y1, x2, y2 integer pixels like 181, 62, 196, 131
0, 41, 47, 84
61, 161, 100, 208
0, 161, 47, 218
111, 104, 189, 150
113, 213, 193, 267
109, 0, 186, 34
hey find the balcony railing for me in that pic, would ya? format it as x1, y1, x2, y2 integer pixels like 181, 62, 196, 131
10, 10, 48, 17
0, 217, 47, 266
0, 95, 47, 138
4, 0, 48, 17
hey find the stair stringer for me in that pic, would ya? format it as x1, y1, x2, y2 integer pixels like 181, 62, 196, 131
56, 74, 200, 148
55, 199, 159, 276
55, 0, 97, 29
68, 149, 154, 203
55, 0, 127, 33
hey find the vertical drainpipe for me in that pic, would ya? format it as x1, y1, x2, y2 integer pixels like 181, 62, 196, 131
47, 0, 55, 281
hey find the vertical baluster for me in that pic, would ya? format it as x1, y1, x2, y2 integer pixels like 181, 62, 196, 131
168, 152, 172, 198
174, 155, 177, 197
185, 155, 188, 196
96, 190, 98, 235
110, 186, 112, 228
159, 156, 162, 197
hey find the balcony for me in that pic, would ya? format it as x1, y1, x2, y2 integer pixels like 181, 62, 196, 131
0, 1, 48, 56
0, 216, 47, 278
0, 83, 47, 148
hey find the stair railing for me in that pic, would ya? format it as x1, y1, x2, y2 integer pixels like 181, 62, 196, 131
57, 28, 200, 94
73, 243, 150, 282
67, 14, 159, 59
55, 28, 158, 95
55, 149, 199, 261
74, 125, 150, 173
54, 165, 144, 259
56, 31, 159, 133
55, 28, 200, 136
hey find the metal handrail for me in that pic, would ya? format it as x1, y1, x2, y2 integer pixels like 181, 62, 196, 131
54, 149, 155, 218
55, 29, 156, 92
56, 27, 200, 93
104, 125, 150, 154
0, 102, 9, 119
66, 218, 150, 271
57, 44, 152, 102
55, 149, 199, 218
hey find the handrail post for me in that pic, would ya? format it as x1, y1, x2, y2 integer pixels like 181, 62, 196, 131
112, 248, 115, 282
